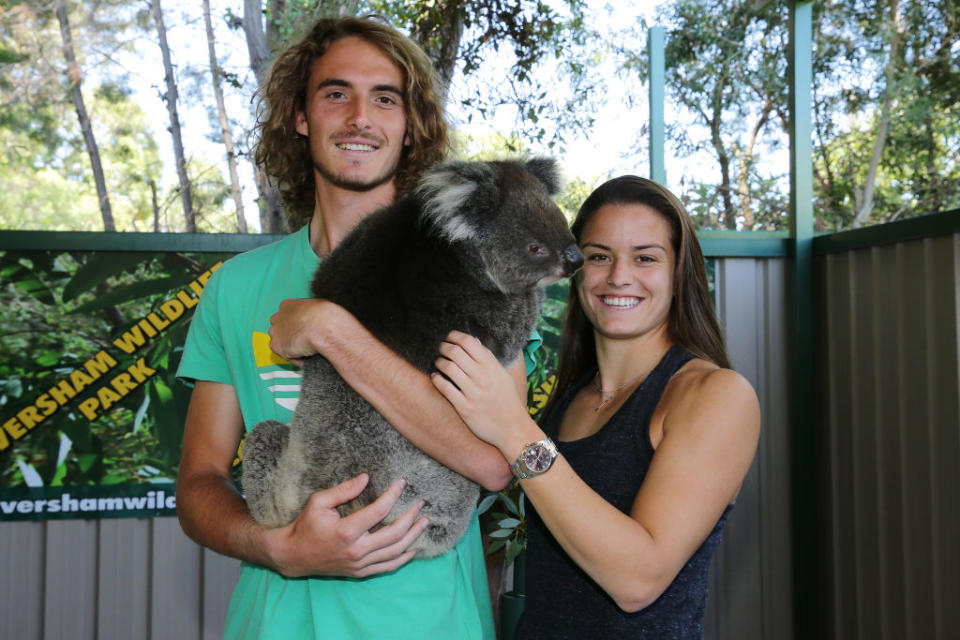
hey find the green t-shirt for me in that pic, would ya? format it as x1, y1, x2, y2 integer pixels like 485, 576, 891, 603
178, 224, 540, 640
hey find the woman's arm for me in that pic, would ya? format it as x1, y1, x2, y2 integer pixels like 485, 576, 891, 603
267, 298, 520, 490
431, 331, 760, 612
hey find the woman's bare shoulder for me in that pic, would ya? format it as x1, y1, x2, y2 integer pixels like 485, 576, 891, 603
659, 358, 759, 436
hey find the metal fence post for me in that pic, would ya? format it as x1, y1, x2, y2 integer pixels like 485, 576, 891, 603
789, 2, 817, 637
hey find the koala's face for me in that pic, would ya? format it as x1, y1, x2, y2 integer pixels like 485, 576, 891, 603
417, 159, 583, 293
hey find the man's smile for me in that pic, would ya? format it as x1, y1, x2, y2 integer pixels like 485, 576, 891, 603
336, 142, 378, 152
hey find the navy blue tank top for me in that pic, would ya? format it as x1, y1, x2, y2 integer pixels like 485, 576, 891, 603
515, 346, 732, 639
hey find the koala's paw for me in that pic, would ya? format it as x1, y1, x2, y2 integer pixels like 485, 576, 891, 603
241, 420, 289, 525
409, 512, 475, 559
406, 488, 479, 558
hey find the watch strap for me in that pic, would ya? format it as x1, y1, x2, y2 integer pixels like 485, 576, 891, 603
511, 438, 558, 479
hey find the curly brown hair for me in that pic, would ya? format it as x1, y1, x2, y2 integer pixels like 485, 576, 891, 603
254, 16, 450, 228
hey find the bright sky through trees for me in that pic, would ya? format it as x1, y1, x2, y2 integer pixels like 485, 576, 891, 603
121, 0, 661, 232
6, 1, 954, 232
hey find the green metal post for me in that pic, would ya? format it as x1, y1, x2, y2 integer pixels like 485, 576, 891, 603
648, 26, 666, 185
788, 2, 817, 637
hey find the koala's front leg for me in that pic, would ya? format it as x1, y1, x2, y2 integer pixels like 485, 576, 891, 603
266, 357, 373, 522
242, 419, 290, 526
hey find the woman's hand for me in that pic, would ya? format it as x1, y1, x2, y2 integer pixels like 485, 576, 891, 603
431, 330, 535, 453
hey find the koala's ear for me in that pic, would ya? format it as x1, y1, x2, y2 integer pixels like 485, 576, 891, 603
415, 161, 493, 242
525, 157, 561, 196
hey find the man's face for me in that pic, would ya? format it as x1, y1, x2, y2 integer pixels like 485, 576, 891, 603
296, 36, 410, 192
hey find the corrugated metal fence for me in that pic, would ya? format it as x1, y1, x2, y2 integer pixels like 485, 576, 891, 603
1, 518, 239, 639
16, 215, 959, 639
815, 219, 960, 639
0, 239, 794, 639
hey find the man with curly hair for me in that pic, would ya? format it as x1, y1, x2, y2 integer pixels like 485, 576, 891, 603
175, 16, 533, 640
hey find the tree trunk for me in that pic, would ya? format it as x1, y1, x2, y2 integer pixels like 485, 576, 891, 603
410, 0, 465, 103
253, 163, 286, 233
243, 0, 286, 233
151, 0, 195, 232
148, 178, 160, 232
853, 0, 902, 229
55, 0, 115, 232
737, 96, 773, 230
243, 0, 271, 88
203, 0, 247, 233
710, 109, 736, 229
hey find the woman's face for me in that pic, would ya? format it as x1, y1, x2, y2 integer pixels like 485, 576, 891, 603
576, 203, 676, 342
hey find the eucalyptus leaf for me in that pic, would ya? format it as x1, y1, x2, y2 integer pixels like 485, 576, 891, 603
36, 351, 63, 367
70, 275, 189, 313
497, 493, 520, 516
477, 492, 497, 514
505, 539, 524, 566
542, 331, 560, 350
16, 459, 43, 487
62, 252, 156, 302
101, 472, 128, 485
4, 263, 56, 304
543, 315, 564, 330
486, 539, 507, 554
50, 461, 68, 487
149, 377, 186, 464
546, 283, 570, 302
133, 393, 150, 433
77, 453, 99, 472
489, 529, 514, 539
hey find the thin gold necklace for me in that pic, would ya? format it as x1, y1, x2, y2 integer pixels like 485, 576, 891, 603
592, 371, 647, 412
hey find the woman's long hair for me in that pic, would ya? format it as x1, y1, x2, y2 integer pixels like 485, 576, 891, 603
254, 16, 450, 228
542, 175, 730, 422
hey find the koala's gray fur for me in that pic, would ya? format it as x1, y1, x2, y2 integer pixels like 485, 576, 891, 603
241, 158, 582, 557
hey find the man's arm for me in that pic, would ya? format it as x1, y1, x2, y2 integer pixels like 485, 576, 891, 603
268, 299, 518, 491
176, 380, 429, 578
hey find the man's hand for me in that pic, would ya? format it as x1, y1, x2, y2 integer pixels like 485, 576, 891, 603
177, 381, 427, 578
268, 298, 332, 362
266, 299, 515, 489
266, 473, 429, 578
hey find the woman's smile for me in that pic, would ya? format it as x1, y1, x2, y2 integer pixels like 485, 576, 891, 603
599, 295, 642, 309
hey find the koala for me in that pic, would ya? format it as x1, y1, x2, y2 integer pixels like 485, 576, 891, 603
241, 158, 583, 557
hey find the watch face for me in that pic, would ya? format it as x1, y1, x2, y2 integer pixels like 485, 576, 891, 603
523, 444, 553, 473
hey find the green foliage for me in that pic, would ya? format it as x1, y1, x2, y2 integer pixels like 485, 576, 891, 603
638, 0, 788, 230
555, 176, 596, 222
0, 249, 227, 488
3, 0, 609, 233
0, 77, 163, 231
812, 0, 960, 228
621, 0, 959, 231
479, 480, 527, 567
0, 2, 244, 233
368, 0, 599, 148
0, 43, 25, 64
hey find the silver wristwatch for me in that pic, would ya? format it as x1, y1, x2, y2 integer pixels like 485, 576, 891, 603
510, 438, 558, 479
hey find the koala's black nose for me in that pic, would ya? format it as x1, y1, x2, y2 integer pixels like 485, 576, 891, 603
562, 244, 584, 276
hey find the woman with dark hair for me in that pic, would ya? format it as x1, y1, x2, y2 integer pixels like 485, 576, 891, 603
432, 176, 760, 638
